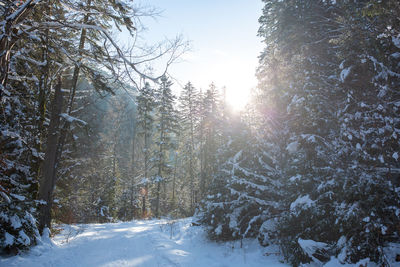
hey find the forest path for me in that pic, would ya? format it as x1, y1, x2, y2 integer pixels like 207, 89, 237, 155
1, 218, 287, 267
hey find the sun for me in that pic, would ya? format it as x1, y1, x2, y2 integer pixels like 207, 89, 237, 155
225, 86, 250, 112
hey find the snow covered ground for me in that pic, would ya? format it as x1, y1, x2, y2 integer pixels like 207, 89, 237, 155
1, 218, 288, 267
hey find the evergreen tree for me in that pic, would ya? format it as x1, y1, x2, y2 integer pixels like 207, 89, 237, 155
0, 0, 69, 252
136, 82, 156, 217
331, 2, 400, 263
1, 0, 184, 252
0, 75, 41, 254
198, 83, 221, 197
199, 116, 282, 244
153, 76, 179, 217
256, 0, 400, 265
178, 82, 200, 213
199, 1, 400, 266
37, 0, 138, 232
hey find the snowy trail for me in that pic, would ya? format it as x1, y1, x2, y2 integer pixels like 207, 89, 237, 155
1, 218, 288, 267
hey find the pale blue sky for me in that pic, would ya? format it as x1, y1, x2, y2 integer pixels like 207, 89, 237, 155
134, 0, 264, 109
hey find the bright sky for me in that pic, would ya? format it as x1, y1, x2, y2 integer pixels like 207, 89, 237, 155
134, 0, 264, 110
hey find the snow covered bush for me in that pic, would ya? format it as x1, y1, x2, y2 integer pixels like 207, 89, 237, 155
198, 123, 282, 243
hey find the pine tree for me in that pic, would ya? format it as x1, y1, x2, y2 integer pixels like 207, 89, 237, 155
136, 82, 156, 217
1, 0, 181, 251
178, 82, 200, 213
37, 0, 139, 232
198, 83, 221, 197
256, 0, 400, 265
0, 0, 68, 252
153, 76, 179, 218
330, 1, 400, 263
199, 116, 282, 244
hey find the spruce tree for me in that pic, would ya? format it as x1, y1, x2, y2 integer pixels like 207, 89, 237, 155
199, 116, 282, 243
198, 83, 221, 197
257, 0, 400, 265
153, 76, 179, 217
178, 82, 200, 213
136, 82, 156, 217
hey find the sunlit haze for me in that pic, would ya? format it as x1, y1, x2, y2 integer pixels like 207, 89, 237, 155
135, 0, 264, 110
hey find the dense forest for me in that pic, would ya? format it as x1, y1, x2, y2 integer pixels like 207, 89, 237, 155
1, 0, 400, 266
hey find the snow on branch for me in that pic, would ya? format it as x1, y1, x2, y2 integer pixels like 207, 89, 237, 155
60, 113, 87, 126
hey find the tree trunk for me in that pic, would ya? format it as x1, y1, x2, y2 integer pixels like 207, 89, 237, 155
142, 116, 149, 216
130, 122, 136, 219
38, 77, 63, 233
155, 182, 161, 218
33, 4, 51, 197
155, 146, 163, 218
52, 0, 90, 177
171, 152, 178, 212
189, 120, 195, 213
155, 115, 165, 218
199, 122, 206, 198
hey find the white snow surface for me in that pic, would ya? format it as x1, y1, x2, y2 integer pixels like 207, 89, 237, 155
1, 218, 288, 267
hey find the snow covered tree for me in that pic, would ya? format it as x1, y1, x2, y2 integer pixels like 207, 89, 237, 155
256, 0, 400, 265
0, 76, 40, 254
136, 82, 156, 217
153, 76, 179, 217
36, 0, 139, 232
1, 0, 186, 252
330, 1, 400, 263
257, 1, 345, 264
0, 0, 66, 253
198, 83, 221, 198
199, 115, 283, 244
178, 81, 200, 213
114, 97, 140, 221
198, 1, 400, 266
